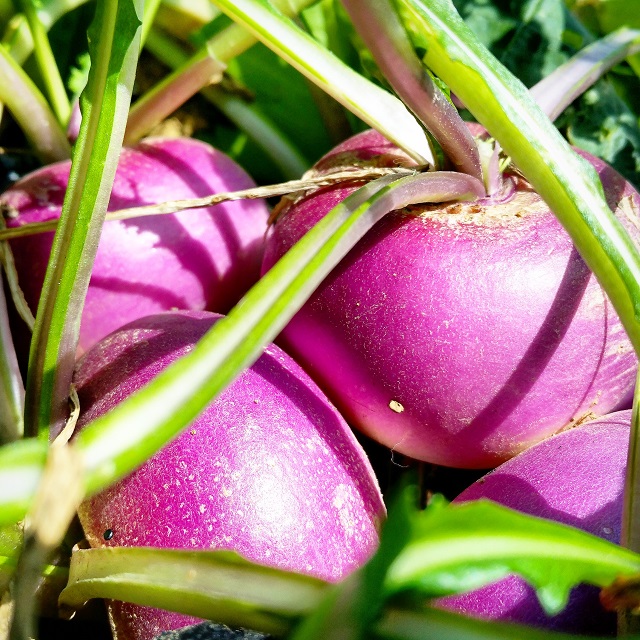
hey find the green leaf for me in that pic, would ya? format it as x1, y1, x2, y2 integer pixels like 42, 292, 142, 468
59, 547, 328, 635
452, 0, 567, 87
396, 0, 640, 360
386, 500, 640, 615
209, 0, 435, 166
24, 0, 143, 438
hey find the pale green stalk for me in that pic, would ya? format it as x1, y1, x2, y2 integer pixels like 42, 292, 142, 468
16, 0, 70, 125
143, 27, 307, 179
210, 0, 435, 166
24, 0, 143, 438
125, 0, 317, 145
0, 44, 70, 162
531, 27, 640, 122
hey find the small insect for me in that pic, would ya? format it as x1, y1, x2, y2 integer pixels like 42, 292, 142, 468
103, 529, 114, 541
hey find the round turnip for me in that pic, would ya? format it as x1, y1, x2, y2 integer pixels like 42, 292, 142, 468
1, 137, 269, 354
262, 129, 639, 468
73, 310, 385, 640
436, 410, 630, 635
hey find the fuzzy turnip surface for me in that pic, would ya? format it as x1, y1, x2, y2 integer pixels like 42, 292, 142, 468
73, 310, 385, 640
436, 410, 630, 635
1, 137, 269, 353
262, 129, 638, 468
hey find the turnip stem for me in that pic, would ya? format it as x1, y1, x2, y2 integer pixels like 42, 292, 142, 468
341, 0, 482, 184
0, 45, 70, 162
210, 0, 434, 166
143, 27, 308, 179
531, 27, 640, 123
125, 0, 317, 146
15, 0, 70, 126
0, 167, 415, 240
24, 0, 143, 439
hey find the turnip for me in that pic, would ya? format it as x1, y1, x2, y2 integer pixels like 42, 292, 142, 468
0, 137, 269, 354
261, 128, 640, 469
72, 309, 385, 640
436, 410, 630, 635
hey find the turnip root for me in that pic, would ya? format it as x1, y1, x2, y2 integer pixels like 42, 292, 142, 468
73, 310, 385, 640
437, 410, 630, 635
262, 129, 639, 468
1, 137, 269, 353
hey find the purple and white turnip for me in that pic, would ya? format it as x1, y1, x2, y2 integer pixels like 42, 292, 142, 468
72, 310, 385, 640
262, 127, 640, 469
437, 410, 631, 635
0, 137, 269, 354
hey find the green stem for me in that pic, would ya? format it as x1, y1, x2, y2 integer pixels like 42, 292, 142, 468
24, 0, 143, 439
16, 0, 70, 125
125, 0, 317, 145
0, 277, 24, 444
530, 27, 640, 122
208, 0, 435, 165
143, 28, 308, 179
0, 44, 70, 162
2, 0, 88, 64
140, 0, 162, 46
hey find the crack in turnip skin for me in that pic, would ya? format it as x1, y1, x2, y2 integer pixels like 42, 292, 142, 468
261, 129, 640, 469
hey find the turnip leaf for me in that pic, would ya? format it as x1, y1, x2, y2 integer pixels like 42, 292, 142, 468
23, 0, 143, 438
59, 547, 328, 635
208, 0, 435, 166
386, 499, 640, 615
396, 0, 640, 364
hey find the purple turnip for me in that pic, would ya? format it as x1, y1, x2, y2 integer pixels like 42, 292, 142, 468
436, 410, 630, 635
261, 128, 639, 468
72, 310, 385, 640
1, 137, 269, 354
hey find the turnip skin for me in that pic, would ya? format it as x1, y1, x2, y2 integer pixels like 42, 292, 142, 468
437, 410, 630, 635
1, 137, 269, 353
262, 129, 638, 468
73, 310, 385, 640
